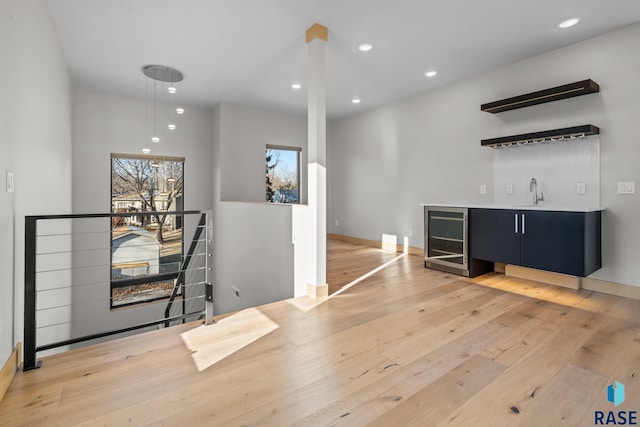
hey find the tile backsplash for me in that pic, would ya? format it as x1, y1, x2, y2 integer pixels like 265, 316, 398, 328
493, 136, 600, 208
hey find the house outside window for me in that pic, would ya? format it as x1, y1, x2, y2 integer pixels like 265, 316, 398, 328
110, 153, 185, 308
266, 145, 301, 204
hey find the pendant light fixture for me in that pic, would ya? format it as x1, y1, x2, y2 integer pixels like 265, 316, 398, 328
141, 65, 184, 154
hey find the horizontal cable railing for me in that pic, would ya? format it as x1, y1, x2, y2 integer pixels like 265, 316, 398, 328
164, 212, 208, 327
24, 210, 213, 371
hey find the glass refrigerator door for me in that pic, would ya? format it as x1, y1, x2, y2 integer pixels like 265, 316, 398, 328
427, 210, 465, 265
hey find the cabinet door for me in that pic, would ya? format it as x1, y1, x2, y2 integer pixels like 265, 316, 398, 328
469, 209, 520, 265
520, 211, 585, 276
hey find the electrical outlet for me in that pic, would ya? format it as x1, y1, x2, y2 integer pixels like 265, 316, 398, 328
576, 182, 586, 194
480, 185, 487, 194
618, 182, 635, 194
335, 219, 339, 227
408, 229, 413, 237
506, 184, 513, 195
232, 286, 240, 299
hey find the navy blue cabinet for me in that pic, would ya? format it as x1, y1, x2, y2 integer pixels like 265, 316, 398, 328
469, 209, 520, 265
469, 208, 601, 277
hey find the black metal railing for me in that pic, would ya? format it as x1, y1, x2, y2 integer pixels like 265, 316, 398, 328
23, 210, 213, 371
164, 212, 209, 327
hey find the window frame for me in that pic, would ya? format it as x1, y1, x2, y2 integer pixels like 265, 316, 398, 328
265, 144, 302, 205
109, 153, 185, 309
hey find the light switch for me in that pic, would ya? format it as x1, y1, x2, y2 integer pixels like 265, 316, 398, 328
576, 182, 586, 194
506, 184, 513, 195
6, 171, 14, 193
480, 185, 487, 194
618, 182, 635, 194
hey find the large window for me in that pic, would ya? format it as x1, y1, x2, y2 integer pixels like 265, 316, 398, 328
110, 154, 184, 308
265, 145, 301, 204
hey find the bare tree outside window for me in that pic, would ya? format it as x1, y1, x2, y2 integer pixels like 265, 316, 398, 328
266, 146, 300, 204
110, 154, 185, 307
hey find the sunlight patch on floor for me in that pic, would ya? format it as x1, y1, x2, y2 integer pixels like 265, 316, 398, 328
287, 295, 322, 312
287, 253, 407, 313
331, 253, 406, 297
180, 307, 279, 372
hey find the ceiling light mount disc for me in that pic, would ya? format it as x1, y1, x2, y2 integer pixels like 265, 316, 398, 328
142, 65, 184, 82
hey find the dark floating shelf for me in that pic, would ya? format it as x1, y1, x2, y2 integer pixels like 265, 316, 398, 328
481, 124, 600, 148
481, 79, 600, 113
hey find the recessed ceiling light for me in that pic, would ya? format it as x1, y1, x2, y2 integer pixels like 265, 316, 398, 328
168, 123, 176, 130
142, 148, 151, 154
152, 136, 159, 143
558, 17, 581, 29
352, 98, 361, 104
176, 107, 184, 115
358, 43, 373, 52
168, 86, 177, 94
291, 83, 302, 90
425, 70, 438, 78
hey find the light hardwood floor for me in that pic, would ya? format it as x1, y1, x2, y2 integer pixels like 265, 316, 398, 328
326, 239, 399, 294
2, 239, 640, 426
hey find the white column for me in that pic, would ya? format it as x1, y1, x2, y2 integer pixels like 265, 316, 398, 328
293, 24, 328, 299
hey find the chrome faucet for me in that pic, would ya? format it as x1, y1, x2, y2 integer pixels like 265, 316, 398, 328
530, 178, 544, 205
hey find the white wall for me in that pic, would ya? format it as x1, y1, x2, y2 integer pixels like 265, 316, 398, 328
70, 90, 212, 340
330, 86, 494, 245
73, 90, 213, 214
219, 103, 307, 204
0, 133, 15, 364
329, 23, 640, 287
0, 0, 73, 364
64, 94, 301, 342
213, 201, 295, 313
212, 103, 305, 314
0, 3, 17, 364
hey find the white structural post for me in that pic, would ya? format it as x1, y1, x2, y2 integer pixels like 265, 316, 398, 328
293, 23, 328, 299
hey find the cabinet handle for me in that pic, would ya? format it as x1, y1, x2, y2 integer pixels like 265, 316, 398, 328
522, 214, 526, 235
515, 213, 518, 234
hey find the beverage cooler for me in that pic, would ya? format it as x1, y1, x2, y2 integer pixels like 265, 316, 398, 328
424, 206, 469, 276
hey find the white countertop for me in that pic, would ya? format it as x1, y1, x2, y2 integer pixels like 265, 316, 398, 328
419, 203, 605, 212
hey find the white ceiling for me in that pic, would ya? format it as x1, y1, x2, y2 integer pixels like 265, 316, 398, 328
46, 0, 640, 119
